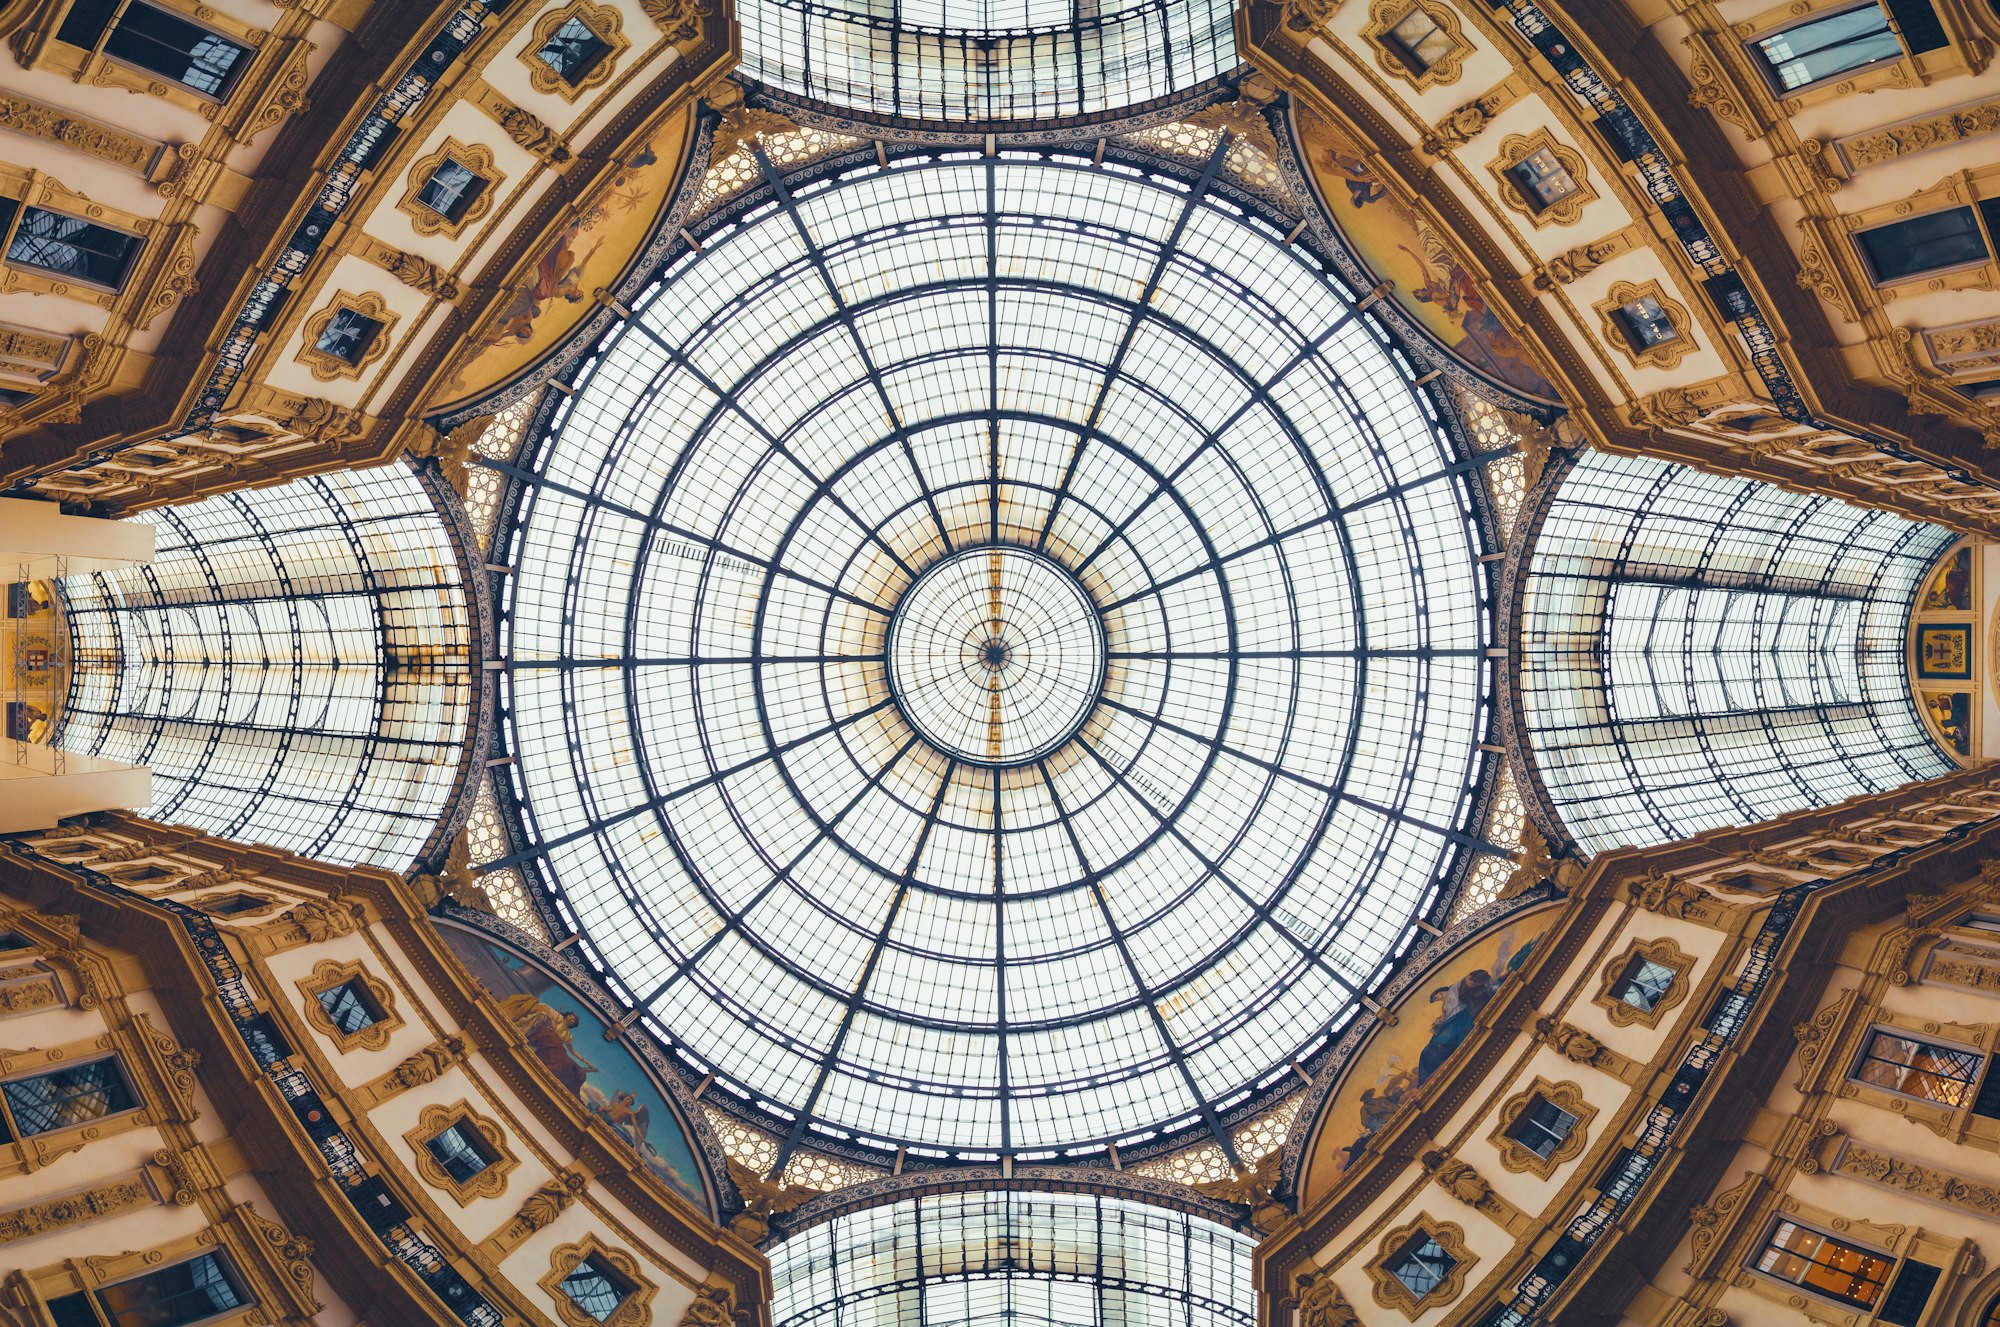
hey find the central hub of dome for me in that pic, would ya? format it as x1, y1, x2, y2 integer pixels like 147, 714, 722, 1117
886, 546, 1105, 766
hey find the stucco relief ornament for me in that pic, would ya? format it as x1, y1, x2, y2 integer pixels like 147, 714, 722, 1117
1294, 1272, 1360, 1327
383, 1038, 463, 1093
1193, 1149, 1289, 1233
282, 897, 360, 943
508, 1172, 588, 1239
1269, 0, 1341, 35
678, 1285, 735, 1327
640, 0, 706, 44
1627, 869, 1718, 919
1420, 92, 1506, 155
1421, 1150, 1492, 1207
1535, 1016, 1604, 1068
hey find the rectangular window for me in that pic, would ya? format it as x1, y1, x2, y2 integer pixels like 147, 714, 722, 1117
1386, 1233, 1457, 1299
2, 1058, 137, 1136
56, 0, 251, 98
1615, 294, 1678, 351
0, 932, 28, 952
415, 159, 488, 224
1613, 955, 1677, 1012
1754, 1220, 1892, 1309
0, 202, 141, 290
1384, 8, 1452, 74
560, 1257, 633, 1323
1749, 4, 1903, 93
1508, 1095, 1578, 1159
1880, 1259, 1942, 1327
426, 1121, 496, 1185
206, 894, 264, 915
1510, 147, 1579, 210
317, 979, 383, 1036
314, 309, 384, 366
49, 1252, 249, 1327
535, 17, 611, 85
1852, 1028, 1982, 1106
1855, 206, 1992, 283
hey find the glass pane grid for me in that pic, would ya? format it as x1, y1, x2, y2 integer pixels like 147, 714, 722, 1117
499, 154, 1492, 1157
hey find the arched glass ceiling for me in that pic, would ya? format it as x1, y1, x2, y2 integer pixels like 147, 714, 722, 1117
771, 1191, 1255, 1326
1520, 450, 1952, 855
494, 150, 1495, 1160
740, 0, 1236, 121
56, 464, 474, 870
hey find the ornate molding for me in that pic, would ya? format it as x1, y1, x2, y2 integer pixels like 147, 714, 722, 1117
1489, 1076, 1598, 1178
0, 1178, 150, 1244
1364, 1214, 1476, 1320
1489, 129, 1595, 228
1838, 97, 2000, 170
521, 1, 631, 103
1357, 0, 1469, 90
405, 1100, 520, 1204
295, 959, 402, 1053
1594, 936, 1695, 1028
0, 91, 163, 174
539, 1234, 657, 1327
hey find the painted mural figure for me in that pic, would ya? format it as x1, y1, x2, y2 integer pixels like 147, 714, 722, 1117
498, 993, 598, 1093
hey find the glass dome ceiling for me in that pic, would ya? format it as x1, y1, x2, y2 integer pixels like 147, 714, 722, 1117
492, 148, 1497, 1162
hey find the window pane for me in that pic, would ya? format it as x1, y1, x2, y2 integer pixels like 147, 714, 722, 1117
318, 981, 379, 1035
105, 3, 250, 97
1387, 10, 1450, 70
427, 1123, 493, 1184
1617, 957, 1676, 1011
1752, 5, 1901, 91
1390, 1234, 1455, 1297
1511, 147, 1577, 208
1855, 207, 1989, 282
2, 1059, 136, 1136
97, 1253, 247, 1327
416, 160, 487, 222
8, 208, 140, 288
1756, 1220, 1891, 1308
1853, 1029, 1982, 1105
536, 17, 610, 83
560, 1258, 628, 1322
1511, 1096, 1577, 1158
1617, 295, 1677, 349
315, 308, 383, 364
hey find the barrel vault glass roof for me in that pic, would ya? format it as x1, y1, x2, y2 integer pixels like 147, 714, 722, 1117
740, 0, 1238, 121
56, 464, 474, 870
770, 1190, 1256, 1326
1520, 450, 1952, 855
489, 148, 1499, 1163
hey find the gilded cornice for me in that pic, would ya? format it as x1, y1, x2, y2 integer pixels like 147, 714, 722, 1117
1546, 1, 2000, 480
1256, 764, 2000, 1323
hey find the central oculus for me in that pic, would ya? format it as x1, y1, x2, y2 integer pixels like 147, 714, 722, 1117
886, 546, 1106, 766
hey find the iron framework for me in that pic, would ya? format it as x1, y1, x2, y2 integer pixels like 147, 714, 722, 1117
1519, 449, 1951, 855
770, 1189, 1256, 1326
55, 463, 474, 871
485, 145, 1503, 1166
741, 0, 1238, 123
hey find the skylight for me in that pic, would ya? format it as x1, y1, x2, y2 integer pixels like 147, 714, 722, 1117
492, 150, 1496, 1159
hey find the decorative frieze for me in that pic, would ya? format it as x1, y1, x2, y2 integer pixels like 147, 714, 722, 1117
0, 92, 166, 175
1838, 98, 2000, 170
1835, 1140, 2000, 1217
0, 1178, 151, 1243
